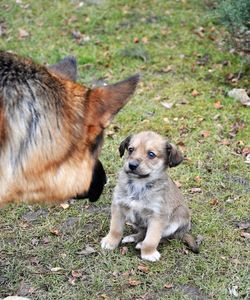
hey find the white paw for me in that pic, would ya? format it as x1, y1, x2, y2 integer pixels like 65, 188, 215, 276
101, 236, 117, 250
122, 235, 136, 243
141, 250, 161, 262
135, 242, 142, 249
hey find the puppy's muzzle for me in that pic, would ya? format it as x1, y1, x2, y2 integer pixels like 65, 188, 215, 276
129, 160, 139, 171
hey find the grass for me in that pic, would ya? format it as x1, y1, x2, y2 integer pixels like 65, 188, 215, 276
0, 0, 250, 299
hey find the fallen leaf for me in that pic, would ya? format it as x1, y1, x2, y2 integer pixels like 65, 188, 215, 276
242, 146, 250, 156
240, 232, 250, 239
49, 227, 60, 236
245, 153, 250, 164
60, 203, 69, 210
120, 246, 128, 255
191, 89, 200, 97
201, 130, 210, 138
163, 117, 170, 123
161, 65, 172, 73
133, 37, 139, 43
106, 130, 115, 138
51, 267, 63, 272
71, 270, 82, 278
194, 176, 201, 183
42, 237, 50, 244
137, 264, 149, 274
235, 221, 250, 230
174, 180, 182, 188
229, 121, 245, 137
228, 285, 239, 298
177, 140, 186, 152
189, 187, 202, 194
194, 27, 205, 38
210, 198, 219, 205
18, 28, 29, 39
214, 100, 223, 109
228, 88, 250, 106
128, 279, 142, 286
101, 294, 111, 300
164, 283, 174, 289
161, 101, 174, 109
68, 276, 76, 285
218, 139, 230, 146
77, 245, 96, 256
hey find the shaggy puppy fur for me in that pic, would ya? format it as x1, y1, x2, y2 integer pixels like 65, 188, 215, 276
101, 131, 199, 261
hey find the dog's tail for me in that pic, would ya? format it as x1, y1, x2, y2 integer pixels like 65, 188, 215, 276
182, 233, 200, 254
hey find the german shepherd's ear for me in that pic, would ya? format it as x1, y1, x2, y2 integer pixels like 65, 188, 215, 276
48, 56, 77, 81
166, 142, 183, 168
88, 74, 139, 128
119, 135, 132, 157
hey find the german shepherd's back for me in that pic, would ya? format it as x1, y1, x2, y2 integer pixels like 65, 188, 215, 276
0, 51, 139, 207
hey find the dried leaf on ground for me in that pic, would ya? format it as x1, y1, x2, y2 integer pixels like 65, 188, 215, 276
228, 285, 239, 297
194, 176, 201, 183
228, 89, 250, 106
214, 100, 223, 109
128, 279, 142, 286
60, 203, 69, 209
189, 187, 202, 194
120, 246, 128, 255
201, 130, 210, 138
161, 101, 174, 109
164, 283, 174, 289
191, 89, 200, 97
210, 198, 219, 206
18, 28, 29, 39
240, 232, 250, 239
245, 154, 250, 164
235, 221, 250, 230
137, 264, 149, 273
77, 245, 96, 256
49, 227, 60, 236
51, 267, 63, 272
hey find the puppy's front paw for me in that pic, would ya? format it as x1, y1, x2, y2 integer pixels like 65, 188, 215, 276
101, 235, 120, 250
141, 250, 161, 262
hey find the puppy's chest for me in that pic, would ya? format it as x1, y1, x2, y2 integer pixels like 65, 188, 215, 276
116, 181, 162, 224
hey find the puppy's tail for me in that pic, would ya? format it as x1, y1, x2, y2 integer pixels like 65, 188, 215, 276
182, 233, 199, 254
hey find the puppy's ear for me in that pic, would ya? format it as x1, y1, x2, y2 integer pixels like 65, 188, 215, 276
87, 74, 139, 128
119, 135, 132, 157
166, 142, 183, 168
48, 56, 77, 81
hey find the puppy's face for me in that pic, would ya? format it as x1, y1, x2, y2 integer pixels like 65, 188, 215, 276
119, 131, 183, 179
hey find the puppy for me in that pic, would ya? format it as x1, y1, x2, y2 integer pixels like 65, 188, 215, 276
101, 131, 199, 261
0, 51, 139, 207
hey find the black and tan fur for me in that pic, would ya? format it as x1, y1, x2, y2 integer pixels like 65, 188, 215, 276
101, 131, 199, 262
0, 51, 139, 207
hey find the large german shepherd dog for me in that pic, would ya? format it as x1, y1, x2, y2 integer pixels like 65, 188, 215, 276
0, 51, 139, 207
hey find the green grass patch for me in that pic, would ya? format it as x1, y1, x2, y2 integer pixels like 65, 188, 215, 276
0, 0, 249, 299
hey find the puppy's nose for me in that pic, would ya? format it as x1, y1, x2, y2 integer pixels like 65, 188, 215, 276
129, 161, 139, 171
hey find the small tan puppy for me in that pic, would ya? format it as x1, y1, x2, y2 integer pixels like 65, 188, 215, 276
101, 131, 199, 261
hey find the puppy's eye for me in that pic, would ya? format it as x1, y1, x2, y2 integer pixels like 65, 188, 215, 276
128, 147, 134, 154
148, 151, 156, 159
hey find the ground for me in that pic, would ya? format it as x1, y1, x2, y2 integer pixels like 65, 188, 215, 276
0, 0, 249, 299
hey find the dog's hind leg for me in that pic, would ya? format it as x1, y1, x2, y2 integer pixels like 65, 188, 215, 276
122, 229, 145, 244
